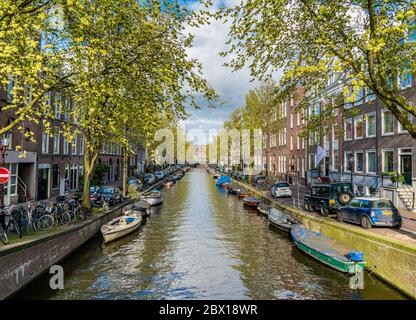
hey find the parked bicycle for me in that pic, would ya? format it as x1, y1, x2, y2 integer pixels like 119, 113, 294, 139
0, 205, 22, 244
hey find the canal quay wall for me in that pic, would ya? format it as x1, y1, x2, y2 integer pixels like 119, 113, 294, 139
231, 179, 416, 299
0, 181, 165, 300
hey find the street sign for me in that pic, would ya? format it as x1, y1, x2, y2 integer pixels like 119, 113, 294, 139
0, 167, 10, 185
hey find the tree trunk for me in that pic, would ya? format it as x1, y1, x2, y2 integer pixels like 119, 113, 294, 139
122, 148, 128, 197
82, 148, 99, 210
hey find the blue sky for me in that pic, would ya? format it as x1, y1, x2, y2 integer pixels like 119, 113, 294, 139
180, 0, 261, 135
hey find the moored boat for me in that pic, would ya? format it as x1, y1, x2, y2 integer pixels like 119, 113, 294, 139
257, 203, 271, 216
267, 207, 299, 232
101, 215, 142, 244
124, 200, 151, 217
141, 190, 164, 206
242, 197, 261, 207
228, 187, 241, 195
237, 192, 251, 198
291, 225, 366, 274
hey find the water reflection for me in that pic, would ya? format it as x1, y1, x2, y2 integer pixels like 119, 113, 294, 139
14, 169, 407, 300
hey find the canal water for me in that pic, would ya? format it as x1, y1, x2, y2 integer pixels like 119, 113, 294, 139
14, 169, 406, 300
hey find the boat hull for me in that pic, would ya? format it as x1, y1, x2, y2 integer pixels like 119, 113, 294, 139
141, 197, 163, 206
291, 226, 365, 274
101, 217, 142, 244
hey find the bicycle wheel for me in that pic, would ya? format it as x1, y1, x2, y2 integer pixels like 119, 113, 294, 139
77, 208, 87, 221
0, 226, 8, 244
20, 216, 35, 235
59, 211, 72, 225
36, 215, 54, 231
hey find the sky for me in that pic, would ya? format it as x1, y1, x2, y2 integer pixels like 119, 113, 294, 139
180, 0, 261, 136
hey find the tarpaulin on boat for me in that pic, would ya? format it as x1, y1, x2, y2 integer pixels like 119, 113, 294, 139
346, 251, 364, 262
216, 175, 231, 186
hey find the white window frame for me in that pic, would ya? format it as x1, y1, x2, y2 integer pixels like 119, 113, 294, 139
382, 148, 395, 173
42, 132, 49, 154
354, 150, 364, 173
366, 150, 377, 175
53, 127, 60, 154
365, 112, 376, 138
381, 109, 394, 136
398, 101, 413, 134
344, 118, 353, 141
354, 115, 364, 140
63, 136, 69, 154
344, 151, 353, 172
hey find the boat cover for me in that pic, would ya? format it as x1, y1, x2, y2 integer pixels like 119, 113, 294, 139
131, 200, 151, 209
345, 251, 364, 262
216, 176, 231, 186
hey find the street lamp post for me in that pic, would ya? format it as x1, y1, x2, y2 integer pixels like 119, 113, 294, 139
0, 137, 9, 208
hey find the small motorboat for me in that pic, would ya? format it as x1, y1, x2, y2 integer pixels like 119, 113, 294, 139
237, 192, 251, 198
124, 200, 151, 218
228, 187, 241, 195
242, 197, 261, 207
267, 207, 300, 232
257, 203, 272, 216
216, 175, 231, 187
291, 225, 366, 275
141, 190, 164, 206
164, 180, 175, 187
101, 215, 142, 244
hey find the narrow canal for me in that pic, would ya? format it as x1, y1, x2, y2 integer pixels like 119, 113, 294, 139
14, 169, 406, 299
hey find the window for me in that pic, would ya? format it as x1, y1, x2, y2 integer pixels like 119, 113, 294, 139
399, 71, 412, 90
6, 76, 15, 102
54, 93, 61, 119
344, 118, 352, 140
63, 137, 69, 154
332, 124, 339, 143
344, 151, 353, 172
323, 127, 329, 144
283, 127, 287, 145
3, 163, 18, 196
365, 113, 376, 137
398, 102, 413, 133
309, 153, 315, 169
367, 150, 376, 174
355, 87, 364, 105
382, 110, 394, 135
297, 113, 301, 126
52, 164, 60, 189
290, 135, 293, 150
290, 113, 293, 128
332, 150, 339, 171
80, 134, 85, 155
53, 127, 60, 154
354, 116, 363, 139
71, 135, 77, 155
42, 132, 49, 154
366, 88, 376, 102
382, 149, 394, 172
297, 136, 300, 150
355, 151, 364, 172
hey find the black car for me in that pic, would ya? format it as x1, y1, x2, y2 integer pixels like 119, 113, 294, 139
303, 182, 353, 216
98, 187, 122, 206
90, 186, 104, 207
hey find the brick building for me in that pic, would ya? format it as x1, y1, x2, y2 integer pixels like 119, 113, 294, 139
0, 80, 144, 206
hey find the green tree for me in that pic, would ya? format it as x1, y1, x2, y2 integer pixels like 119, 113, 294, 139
222, 0, 416, 137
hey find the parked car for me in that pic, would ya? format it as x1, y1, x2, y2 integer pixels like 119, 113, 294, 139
127, 179, 143, 191
144, 173, 156, 185
90, 186, 104, 207
303, 182, 353, 216
98, 187, 122, 206
338, 197, 402, 229
154, 171, 165, 181
271, 182, 292, 198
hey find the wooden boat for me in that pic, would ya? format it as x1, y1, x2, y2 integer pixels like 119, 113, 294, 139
291, 225, 366, 275
257, 203, 271, 216
267, 207, 299, 232
141, 190, 164, 206
242, 197, 261, 207
228, 187, 241, 195
124, 201, 151, 217
101, 215, 142, 244
164, 180, 175, 187
237, 192, 251, 198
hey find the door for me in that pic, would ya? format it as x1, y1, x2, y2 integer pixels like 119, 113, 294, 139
37, 168, 49, 200
400, 155, 412, 185
324, 156, 330, 176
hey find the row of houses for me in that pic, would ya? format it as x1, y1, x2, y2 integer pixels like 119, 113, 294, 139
0, 82, 147, 206
261, 72, 416, 211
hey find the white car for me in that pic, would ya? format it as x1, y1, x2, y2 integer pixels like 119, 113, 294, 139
271, 182, 292, 198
